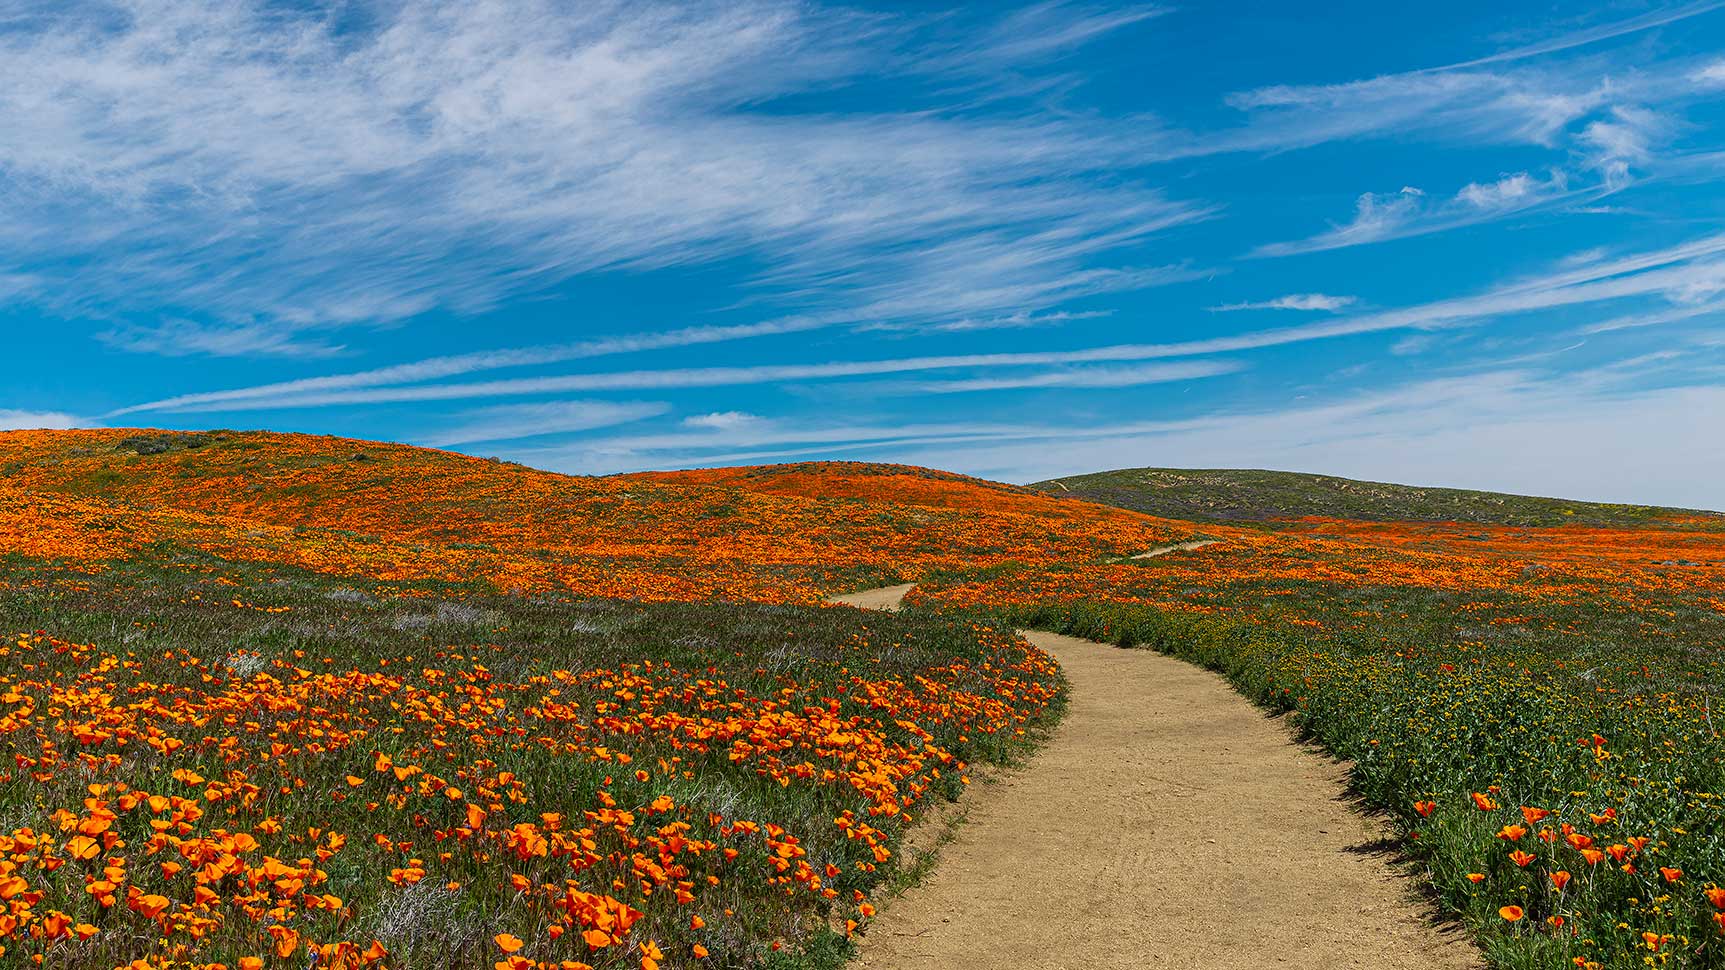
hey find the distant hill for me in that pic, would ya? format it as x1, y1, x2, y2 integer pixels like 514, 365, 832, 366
1028, 466, 1721, 527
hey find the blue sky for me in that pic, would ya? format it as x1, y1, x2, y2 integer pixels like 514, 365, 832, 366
4, 0, 1724, 507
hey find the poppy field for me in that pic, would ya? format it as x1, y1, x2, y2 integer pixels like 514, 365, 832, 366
1, 427, 1721, 969
0, 553, 1059, 970
913, 518, 1725, 968
0, 431, 1184, 605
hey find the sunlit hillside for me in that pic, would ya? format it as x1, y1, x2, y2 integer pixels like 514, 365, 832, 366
0, 429, 1185, 603
2, 429, 1722, 970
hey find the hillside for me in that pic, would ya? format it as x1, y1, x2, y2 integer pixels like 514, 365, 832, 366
0, 429, 1186, 602
0, 429, 1076, 970
3, 428, 1724, 969
1029, 465, 1721, 527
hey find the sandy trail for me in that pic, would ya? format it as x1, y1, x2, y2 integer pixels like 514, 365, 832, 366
830, 582, 917, 612
1131, 539, 1220, 559
827, 584, 1478, 970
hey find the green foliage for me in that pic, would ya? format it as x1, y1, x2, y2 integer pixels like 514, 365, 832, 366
1030, 467, 1722, 527
1004, 594, 1725, 969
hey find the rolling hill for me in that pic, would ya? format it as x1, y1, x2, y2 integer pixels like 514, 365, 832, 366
1029, 465, 1721, 527
2, 428, 1723, 969
0, 429, 1185, 602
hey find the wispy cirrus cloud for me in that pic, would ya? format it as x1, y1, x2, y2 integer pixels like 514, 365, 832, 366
508, 361, 1725, 511
0, 0, 1195, 356
422, 400, 670, 447
107, 317, 832, 416
107, 230, 1725, 415
1434, 1, 1725, 71
1252, 171, 1586, 257
99, 320, 348, 359
1208, 293, 1356, 312
878, 359, 1243, 394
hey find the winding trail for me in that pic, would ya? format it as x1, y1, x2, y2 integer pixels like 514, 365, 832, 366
828, 582, 1479, 970
1131, 539, 1220, 559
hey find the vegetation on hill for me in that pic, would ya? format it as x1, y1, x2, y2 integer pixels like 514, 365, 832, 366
0, 541, 1057, 970
0, 430, 1184, 604
1030, 466, 1721, 527
914, 516, 1725, 969
2, 428, 1722, 969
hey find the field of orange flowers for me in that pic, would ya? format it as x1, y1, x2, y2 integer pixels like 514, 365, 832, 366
913, 519, 1725, 969
2, 427, 1722, 969
0, 431, 1187, 605
0, 553, 1059, 970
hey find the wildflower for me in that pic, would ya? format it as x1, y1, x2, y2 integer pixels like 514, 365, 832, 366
1500, 906, 1525, 921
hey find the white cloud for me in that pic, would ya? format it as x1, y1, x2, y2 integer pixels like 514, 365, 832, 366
1208, 293, 1356, 312
0, 0, 1197, 352
108, 230, 1725, 414
1690, 60, 1725, 86
1255, 170, 1580, 256
1220, 69, 1605, 154
1435, 2, 1725, 70
870, 309, 1114, 334
100, 320, 347, 359
683, 411, 762, 431
1580, 300, 1725, 334
890, 360, 1243, 394
0, 410, 90, 431
1253, 187, 1426, 256
510, 362, 1725, 511
108, 317, 831, 415
947, 375, 1725, 510
1458, 170, 1561, 208
422, 400, 669, 447
1389, 334, 1437, 356
1578, 106, 1669, 187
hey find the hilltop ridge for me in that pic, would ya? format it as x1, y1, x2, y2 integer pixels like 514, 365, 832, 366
1030, 465, 1721, 528
0, 428, 1186, 603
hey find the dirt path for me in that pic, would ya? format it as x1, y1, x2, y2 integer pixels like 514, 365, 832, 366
827, 585, 1479, 970
829, 582, 917, 611
1131, 539, 1220, 559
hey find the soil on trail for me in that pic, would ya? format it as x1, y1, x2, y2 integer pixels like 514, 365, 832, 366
829, 582, 917, 611
1131, 538, 1220, 559
827, 585, 1479, 970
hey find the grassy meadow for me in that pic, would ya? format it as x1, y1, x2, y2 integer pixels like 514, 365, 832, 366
0, 428, 1721, 969
915, 508, 1725, 969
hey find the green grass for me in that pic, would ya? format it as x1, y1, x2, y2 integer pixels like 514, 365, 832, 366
1029, 466, 1722, 527
0, 550, 1060, 970
983, 578, 1725, 970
